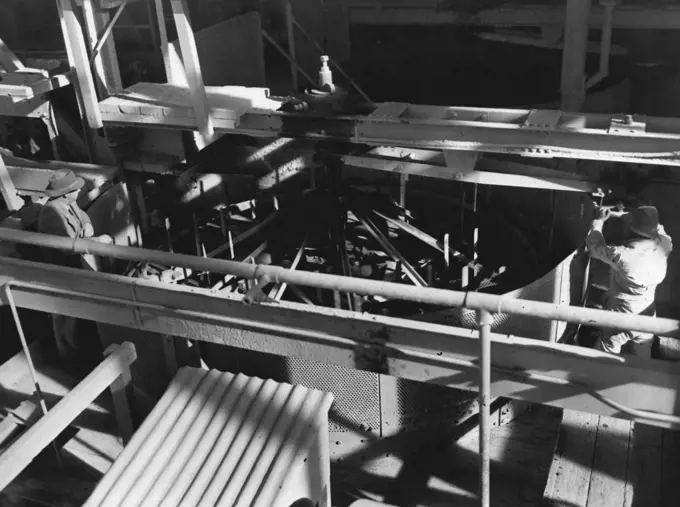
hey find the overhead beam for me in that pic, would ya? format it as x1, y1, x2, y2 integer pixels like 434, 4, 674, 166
346, 3, 680, 30
100, 85, 680, 166
1, 258, 680, 427
343, 154, 598, 191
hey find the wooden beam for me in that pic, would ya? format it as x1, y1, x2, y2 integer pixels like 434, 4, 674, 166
153, 0, 173, 81
82, 0, 123, 97
169, 0, 215, 147
0, 338, 43, 390
57, 0, 104, 129
104, 344, 135, 444
0, 342, 137, 491
3, 258, 680, 427
0, 36, 24, 72
0, 152, 24, 212
343, 154, 596, 191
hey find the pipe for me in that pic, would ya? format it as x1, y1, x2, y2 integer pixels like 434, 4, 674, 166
1, 228, 680, 337
3, 285, 51, 417
586, 0, 617, 90
4, 278, 680, 428
4, 284, 65, 466
478, 310, 492, 507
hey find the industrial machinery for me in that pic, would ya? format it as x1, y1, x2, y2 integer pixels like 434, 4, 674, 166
2, 1, 680, 506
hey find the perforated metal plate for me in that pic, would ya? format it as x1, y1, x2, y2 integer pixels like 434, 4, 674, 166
285, 357, 381, 434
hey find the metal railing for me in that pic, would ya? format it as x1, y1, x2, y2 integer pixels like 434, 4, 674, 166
2, 228, 680, 506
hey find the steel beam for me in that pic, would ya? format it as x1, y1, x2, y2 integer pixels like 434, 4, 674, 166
100, 84, 680, 166
228, 108, 680, 167
1, 258, 680, 427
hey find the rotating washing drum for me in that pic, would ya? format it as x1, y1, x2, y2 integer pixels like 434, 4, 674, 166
200, 191, 592, 453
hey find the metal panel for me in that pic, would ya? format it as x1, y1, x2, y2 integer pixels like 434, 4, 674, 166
197, 345, 381, 436
84, 367, 334, 507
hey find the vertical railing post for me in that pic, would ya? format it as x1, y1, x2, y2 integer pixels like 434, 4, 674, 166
477, 309, 493, 507
3, 284, 63, 465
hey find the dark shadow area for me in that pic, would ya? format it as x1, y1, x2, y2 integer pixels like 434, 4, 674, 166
332, 404, 562, 507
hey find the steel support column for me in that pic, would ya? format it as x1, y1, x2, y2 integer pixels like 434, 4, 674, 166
561, 0, 592, 112
478, 309, 493, 507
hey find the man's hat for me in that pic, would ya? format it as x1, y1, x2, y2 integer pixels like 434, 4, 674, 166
622, 206, 660, 238
45, 169, 85, 198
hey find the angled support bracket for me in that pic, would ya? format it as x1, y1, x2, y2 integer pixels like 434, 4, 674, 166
608, 114, 647, 135
522, 109, 562, 130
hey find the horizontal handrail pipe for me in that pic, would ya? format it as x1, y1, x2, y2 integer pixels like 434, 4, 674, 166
1, 260, 680, 428
0, 228, 678, 338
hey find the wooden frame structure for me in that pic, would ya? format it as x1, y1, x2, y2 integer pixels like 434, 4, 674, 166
0, 341, 136, 491
6, 2, 677, 505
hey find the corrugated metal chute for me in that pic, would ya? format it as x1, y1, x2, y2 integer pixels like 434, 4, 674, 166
84, 367, 334, 507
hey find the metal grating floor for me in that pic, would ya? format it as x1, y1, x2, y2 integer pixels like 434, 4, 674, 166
84, 367, 334, 507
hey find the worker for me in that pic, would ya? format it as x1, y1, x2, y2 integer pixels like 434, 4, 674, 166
586, 204, 673, 356
37, 169, 112, 360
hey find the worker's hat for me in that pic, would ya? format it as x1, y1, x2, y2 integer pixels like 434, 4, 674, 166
45, 169, 85, 198
622, 206, 660, 239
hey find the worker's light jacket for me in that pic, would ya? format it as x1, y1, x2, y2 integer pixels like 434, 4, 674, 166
37, 197, 93, 269
586, 221, 673, 313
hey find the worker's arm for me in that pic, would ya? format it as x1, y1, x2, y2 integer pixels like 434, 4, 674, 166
82, 221, 94, 238
585, 215, 623, 268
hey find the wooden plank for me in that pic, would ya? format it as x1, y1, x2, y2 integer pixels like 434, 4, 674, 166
0, 152, 24, 211
0, 338, 42, 390
167, 12, 266, 88
153, 0, 173, 82
625, 423, 663, 507
169, 0, 214, 147
0, 416, 20, 448
104, 345, 134, 445
586, 416, 631, 507
82, 0, 111, 97
0, 342, 137, 490
0, 36, 24, 72
661, 428, 680, 507
544, 410, 599, 506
